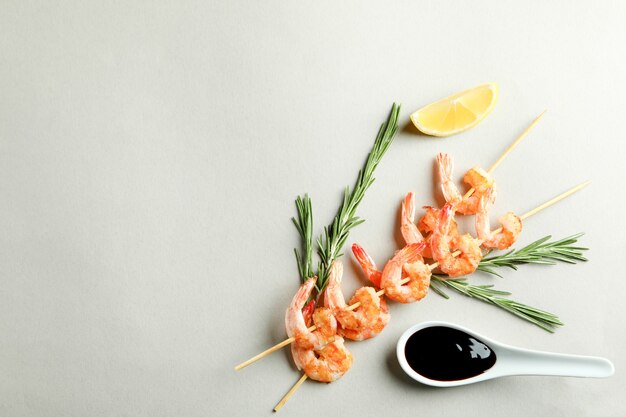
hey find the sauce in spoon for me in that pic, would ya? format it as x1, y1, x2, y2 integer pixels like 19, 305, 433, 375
404, 326, 497, 381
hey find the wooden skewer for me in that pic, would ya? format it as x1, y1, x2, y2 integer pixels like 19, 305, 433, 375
462, 110, 546, 201
519, 181, 589, 221
234, 180, 589, 371
273, 373, 308, 412
270, 180, 589, 411
234, 338, 297, 371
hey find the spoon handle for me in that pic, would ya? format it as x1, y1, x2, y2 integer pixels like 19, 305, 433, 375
499, 346, 614, 378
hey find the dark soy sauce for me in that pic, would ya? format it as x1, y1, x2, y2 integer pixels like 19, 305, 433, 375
405, 326, 497, 381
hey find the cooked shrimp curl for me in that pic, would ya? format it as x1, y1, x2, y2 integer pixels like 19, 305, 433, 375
285, 278, 352, 382
476, 188, 522, 250
417, 205, 459, 238
381, 242, 432, 303
351, 243, 383, 288
324, 261, 390, 341
437, 152, 495, 215
431, 204, 482, 277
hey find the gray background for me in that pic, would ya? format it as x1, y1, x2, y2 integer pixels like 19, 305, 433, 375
1, 1, 625, 416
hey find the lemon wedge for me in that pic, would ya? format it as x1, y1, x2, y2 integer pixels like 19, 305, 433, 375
410, 83, 498, 137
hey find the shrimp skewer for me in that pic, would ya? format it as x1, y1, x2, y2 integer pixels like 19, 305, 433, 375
325, 261, 390, 341
285, 277, 352, 382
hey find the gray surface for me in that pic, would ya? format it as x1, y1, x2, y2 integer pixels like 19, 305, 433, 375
1, 1, 625, 416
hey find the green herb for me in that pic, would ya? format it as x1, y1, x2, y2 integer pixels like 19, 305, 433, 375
430, 275, 564, 332
292, 194, 314, 282
477, 233, 588, 277
430, 233, 588, 332
315, 103, 400, 293
292, 103, 401, 296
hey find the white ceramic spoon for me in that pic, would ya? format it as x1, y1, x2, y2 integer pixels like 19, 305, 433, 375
397, 321, 614, 387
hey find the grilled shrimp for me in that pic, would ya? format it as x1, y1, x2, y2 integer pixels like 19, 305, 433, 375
324, 261, 390, 341
476, 188, 522, 250
417, 205, 459, 238
437, 152, 495, 215
285, 278, 352, 382
380, 242, 431, 303
431, 204, 482, 277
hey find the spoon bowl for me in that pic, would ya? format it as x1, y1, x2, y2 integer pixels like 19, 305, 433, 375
397, 321, 614, 387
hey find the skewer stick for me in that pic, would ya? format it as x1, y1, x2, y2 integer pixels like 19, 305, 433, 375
235, 337, 297, 371
462, 110, 546, 200
519, 181, 589, 221
234, 180, 589, 370
273, 373, 308, 412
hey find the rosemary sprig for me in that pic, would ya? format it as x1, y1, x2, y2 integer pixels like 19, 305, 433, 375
477, 233, 588, 277
430, 275, 564, 332
292, 194, 314, 282
314, 103, 401, 294
430, 233, 588, 332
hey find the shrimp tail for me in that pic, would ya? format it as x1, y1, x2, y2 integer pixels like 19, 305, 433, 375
476, 187, 496, 241
436, 152, 452, 177
396, 241, 427, 264
437, 152, 462, 206
295, 278, 317, 309
328, 261, 343, 288
351, 243, 383, 288
401, 192, 424, 244
302, 299, 316, 327
285, 277, 317, 337
402, 192, 415, 222
439, 204, 455, 235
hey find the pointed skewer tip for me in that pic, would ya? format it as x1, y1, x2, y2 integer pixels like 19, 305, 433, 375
573, 180, 591, 191
532, 109, 547, 123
